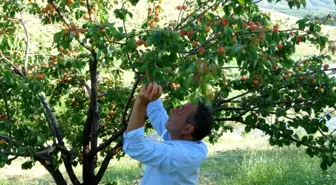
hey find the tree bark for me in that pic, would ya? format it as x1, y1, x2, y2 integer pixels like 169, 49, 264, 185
83, 51, 99, 185
39, 159, 67, 185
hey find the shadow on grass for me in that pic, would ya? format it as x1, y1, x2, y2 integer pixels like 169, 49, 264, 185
199, 147, 336, 185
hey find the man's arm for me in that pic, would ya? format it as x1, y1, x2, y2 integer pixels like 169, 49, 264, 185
126, 83, 162, 132
124, 83, 178, 172
147, 99, 170, 140
126, 99, 147, 132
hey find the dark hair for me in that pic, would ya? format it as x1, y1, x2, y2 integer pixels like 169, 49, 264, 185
186, 103, 214, 141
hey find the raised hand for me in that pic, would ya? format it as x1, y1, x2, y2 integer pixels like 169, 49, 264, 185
137, 82, 162, 106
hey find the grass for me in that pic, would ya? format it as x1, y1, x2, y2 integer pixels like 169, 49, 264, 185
200, 148, 336, 185
1, 128, 335, 185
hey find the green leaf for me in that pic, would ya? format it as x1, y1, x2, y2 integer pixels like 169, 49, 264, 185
251, 49, 258, 62
129, 0, 140, 6
320, 161, 328, 170
306, 148, 314, 158
300, 0, 306, 7
114, 9, 127, 20
232, 44, 244, 54
37, 136, 44, 145
237, 0, 245, 5
54, 32, 62, 43
297, 18, 308, 30
245, 126, 251, 133
21, 161, 34, 170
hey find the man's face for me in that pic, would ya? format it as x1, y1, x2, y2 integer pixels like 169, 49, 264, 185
165, 102, 197, 137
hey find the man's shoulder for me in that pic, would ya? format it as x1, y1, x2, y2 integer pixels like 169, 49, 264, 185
167, 140, 208, 160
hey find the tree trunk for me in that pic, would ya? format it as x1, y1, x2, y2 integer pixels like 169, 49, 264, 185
39, 160, 67, 185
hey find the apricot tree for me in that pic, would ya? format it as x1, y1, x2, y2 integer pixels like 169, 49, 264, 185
1, 0, 336, 184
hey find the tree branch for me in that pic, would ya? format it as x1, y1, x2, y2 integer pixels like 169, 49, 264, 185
39, 96, 80, 184
55, 145, 81, 185
215, 86, 262, 107
39, 95, 65, 146
177, 0, 188, 25
121, 3, 136, 73
122, 75, 141, 126
38, 157, 67, 185
317, 127, 332, 143
19, 12, 30, 76
83, 50, 99, 182
216, 117, 332, 152
94, 128, 124, 155
51, 1, 92, 51
175, 0, 224, 30
253, 0, 263, 4
222, 66, 240, 69
40, 102, 57, 144
214, 117, 237, 122
215, 107, 244, 111
234, 28, 301, 37
0, 52, 24, 77
0, 145, 56, 158
79, 79, 91, 96
86, 0, 92, 21
94, 74, 141, 154
95, 142, 122, 184
7, 156, 18, 163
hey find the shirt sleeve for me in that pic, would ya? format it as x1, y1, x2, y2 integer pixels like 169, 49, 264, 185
122, 127, 179, 173
146, 99, 170, 140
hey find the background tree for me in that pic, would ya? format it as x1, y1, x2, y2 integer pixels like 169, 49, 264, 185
1, 0, 336, 184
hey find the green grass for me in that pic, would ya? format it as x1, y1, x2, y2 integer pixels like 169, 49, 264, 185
200, 147, 336, 185
1, 143, 335, 185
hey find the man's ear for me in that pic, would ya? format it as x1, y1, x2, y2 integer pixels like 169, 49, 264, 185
182, 124, 195, 135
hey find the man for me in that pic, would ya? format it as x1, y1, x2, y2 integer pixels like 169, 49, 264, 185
123, 82, 213, 185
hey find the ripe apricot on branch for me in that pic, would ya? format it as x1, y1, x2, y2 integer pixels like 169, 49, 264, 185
79, 28, 85, 33
218, 46, 225, 54
241, 76, 247, 81
83, 14, 90, 20
297, 37, 303, 43
273, 25, 279, 33
70, 24, 77, 30
323, 64, 329, 71
221, 19, 229, 26
0, 139, 6, 144
249, 22, 256, 30
36, 73, 45, 80
136, 39, 144, 46
171, 83, 180, 89
197, 47, 205, 54
253, 79, 259, 86
180, 30, 186, 36
187, 31, 193, 38
277, 44, 283, 49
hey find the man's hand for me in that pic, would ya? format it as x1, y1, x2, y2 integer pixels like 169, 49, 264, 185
137, 82, 162, 106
